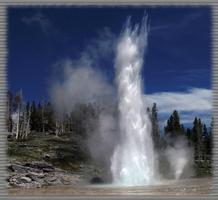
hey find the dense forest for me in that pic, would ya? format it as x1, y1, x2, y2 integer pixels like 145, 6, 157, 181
6, 90, 213, 177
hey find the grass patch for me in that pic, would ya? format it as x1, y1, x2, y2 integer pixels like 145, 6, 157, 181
7, 132, 90, 171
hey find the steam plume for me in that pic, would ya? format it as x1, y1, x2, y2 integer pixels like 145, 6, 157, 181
111, 16, 156, 186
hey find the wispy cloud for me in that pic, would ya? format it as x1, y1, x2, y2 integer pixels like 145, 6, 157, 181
145, 88, 212, 125
150, 24, 171, 32
175, 11, 205, 30
150, 10, 205, 33
22, 12, 56, 35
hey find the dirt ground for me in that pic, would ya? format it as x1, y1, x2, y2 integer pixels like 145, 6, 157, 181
8, 177, 212, 196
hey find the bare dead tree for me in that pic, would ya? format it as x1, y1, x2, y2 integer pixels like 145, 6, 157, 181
22, 105, 31, 139
14, 89, 22, 140
11, 89, 32, 140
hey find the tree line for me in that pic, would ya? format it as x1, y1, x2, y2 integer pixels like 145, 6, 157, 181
147, 103, 212, 176
7, 90, 213, 175
6, 90, 97, 139
147, 103, 212, 161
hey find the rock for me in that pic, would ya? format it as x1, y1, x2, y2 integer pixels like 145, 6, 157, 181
8, 162, 91, 188
43, 167, 55, 173
21, 162, 55, 173
24, 162, 53, 169
43, 154, 50, 160
90, 176, 104, 184
46, 176, 57, 182
9, 164, 29, 173
9, 163, 43, 173
26, 172, 45, 181
20, 176, 32, 183
44, 176, 61, 186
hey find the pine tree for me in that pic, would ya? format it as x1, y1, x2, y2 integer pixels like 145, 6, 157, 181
205, 119, 213, 159
30, 101, 37, 131
44, 102, 55, 132
151, 103, 160, 149
186, 128, 192, 146
37, 103, 43, 132
192, 117, 204, 161
164, 110, 183, 137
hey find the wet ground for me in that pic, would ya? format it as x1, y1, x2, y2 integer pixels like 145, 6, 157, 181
8, 177, 212, 196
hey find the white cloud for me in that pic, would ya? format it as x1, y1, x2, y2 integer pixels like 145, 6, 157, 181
145, 88, 212, 113
145, 88, 212, 125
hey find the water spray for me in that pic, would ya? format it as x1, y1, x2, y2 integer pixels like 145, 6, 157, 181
111, 16, 156, 186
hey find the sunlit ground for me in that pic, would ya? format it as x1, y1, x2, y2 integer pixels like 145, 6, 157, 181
8, 177, 211, 196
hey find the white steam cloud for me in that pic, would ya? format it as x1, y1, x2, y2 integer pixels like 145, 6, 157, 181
49, 60, 114, 116
164, 137, 194, 180
48, 16, 203, 185
49, 29, 118, 180
49, 27, 116, 116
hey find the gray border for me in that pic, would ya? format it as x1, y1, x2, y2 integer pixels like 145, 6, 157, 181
0, 0, 217, 199
0, 1, 7, 197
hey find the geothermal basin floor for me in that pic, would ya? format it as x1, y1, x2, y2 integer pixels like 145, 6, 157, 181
9, 177, 211, 196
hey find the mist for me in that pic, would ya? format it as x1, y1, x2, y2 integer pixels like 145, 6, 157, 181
49, 60, 114, 116
159, 136, 194, 180
49, 16, 195, 185
49, 30, 119, 180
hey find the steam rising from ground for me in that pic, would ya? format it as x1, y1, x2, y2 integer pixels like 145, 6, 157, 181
49, 15, 194, 186
164, 137, 194, 180
49, 31, 118, 178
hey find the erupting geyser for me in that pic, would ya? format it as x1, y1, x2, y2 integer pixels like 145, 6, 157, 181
111, 16, 156, 186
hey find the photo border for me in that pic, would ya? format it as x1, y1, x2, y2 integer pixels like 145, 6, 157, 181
0, 0, 217, 199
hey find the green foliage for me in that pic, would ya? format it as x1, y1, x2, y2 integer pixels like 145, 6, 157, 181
164, 110, 185, 137
7, 90, 213, 177
7, 132, 90, 171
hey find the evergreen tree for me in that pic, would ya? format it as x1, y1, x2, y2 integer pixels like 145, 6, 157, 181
192, 117, 204, 160
44, 102, 55, 132
30, 101, 37, 131
172, 110, 181, 132
202, 124, 209, 160
205, 119, 213, 157
151, 103, 160, 148
186, 128, 192, 145
37, 103, 43, 132
164, 110, 183, 137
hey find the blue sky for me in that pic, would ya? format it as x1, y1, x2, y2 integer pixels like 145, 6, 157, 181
8, 6, 212, 126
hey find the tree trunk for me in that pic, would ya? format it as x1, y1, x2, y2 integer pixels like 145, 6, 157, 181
15, 104, 20, 140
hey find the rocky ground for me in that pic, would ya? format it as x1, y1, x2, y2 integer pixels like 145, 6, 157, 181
7, 132, 105, 188
7, 132, 212, 195
7, 161, 100, 188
